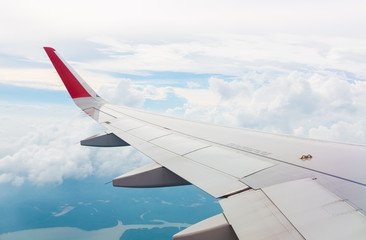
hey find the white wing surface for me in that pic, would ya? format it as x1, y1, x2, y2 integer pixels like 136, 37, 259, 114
44, 47, 366, 240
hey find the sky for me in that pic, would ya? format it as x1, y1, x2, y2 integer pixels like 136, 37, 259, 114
1, 0, 366, 191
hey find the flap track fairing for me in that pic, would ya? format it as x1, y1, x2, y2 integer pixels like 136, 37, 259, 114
113, 163, 191, 188
81, 133, 129, 147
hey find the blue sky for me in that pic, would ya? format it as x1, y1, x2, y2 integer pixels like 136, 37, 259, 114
1, 0, 366, 205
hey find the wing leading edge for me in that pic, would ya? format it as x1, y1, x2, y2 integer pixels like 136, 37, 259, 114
44, 47, 366, 240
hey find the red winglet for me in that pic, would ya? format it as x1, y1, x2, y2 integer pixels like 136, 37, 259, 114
44, 47, 91, 99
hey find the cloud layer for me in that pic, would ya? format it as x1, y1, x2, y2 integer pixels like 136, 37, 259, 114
2, 0, 366, 186
172, 71, 366, 144
0, 112, 151, 186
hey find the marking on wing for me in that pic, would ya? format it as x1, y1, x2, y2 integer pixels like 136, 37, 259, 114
226, 143, 272, 156
299, 154, 312, 160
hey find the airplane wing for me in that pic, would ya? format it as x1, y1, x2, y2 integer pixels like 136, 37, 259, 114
44, 47, 366, 240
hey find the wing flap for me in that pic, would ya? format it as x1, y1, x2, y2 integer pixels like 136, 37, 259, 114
185, 146, 273, 179
112, 118, 146, 131
108, 128, 249, 197
150, 134, 210, 155
128, 125, 171, 141
220, 189, 304, 240
262, 178, 366, 240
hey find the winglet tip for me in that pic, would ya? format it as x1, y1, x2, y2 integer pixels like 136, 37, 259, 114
43, 47, 56, 53
43, 47, 93, 99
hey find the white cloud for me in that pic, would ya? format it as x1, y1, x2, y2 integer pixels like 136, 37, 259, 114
161, 200, 173, 205
0, 117, 94, 185
173, 88, 220, 107
52, 206, 75, 217
166, 70, 366, 145
0, 68, 63, 90
0, 112, 152, 186
186, 82, 200, 88
98, 78, 145, 107
12, 176, 24, 186
6, 33, 360, 95
93, 147, 152, 178
1, 1, 366, 83
98, 78, 173, 108
309, 121, 366, 144
88, 35, 366, 77
0, 173, 13, 184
